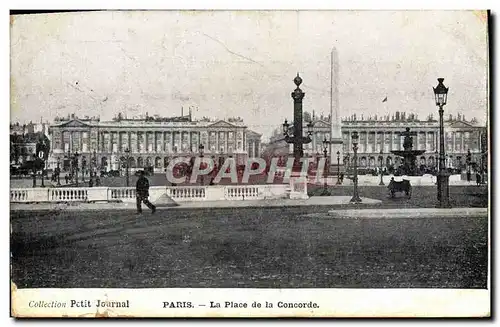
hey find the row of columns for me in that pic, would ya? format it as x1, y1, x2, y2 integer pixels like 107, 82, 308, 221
99, 131, 203, 154
337, 130, 482, 154
448, 131, 482, 153
308, 130, 440, 154
61, 131, 90, 153
342, 130, 438, 153
247, 140, 260, 158
207, 131, 243, 153
60, 130, 246, 154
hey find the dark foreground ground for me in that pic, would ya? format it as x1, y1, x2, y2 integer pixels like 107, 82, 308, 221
11, 206, 488, 289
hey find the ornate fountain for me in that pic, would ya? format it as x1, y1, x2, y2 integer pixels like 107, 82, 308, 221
391, 127, 425, 175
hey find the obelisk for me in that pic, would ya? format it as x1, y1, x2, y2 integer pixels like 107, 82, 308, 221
330, 46, 344, 174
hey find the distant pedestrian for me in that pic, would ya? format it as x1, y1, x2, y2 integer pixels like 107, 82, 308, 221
136, 170, 156, 214
88, 178, 93, 187
64, 175, 69, 184
467, 170, 471, 182
476, 172, 481, 186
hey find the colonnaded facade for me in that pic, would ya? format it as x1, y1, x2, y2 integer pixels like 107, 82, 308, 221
47, 115, 262, 173
263, 112, 487, 172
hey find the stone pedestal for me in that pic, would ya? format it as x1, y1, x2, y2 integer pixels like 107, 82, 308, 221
87, 187, 110, 202
436, 171, 451, 208
289, 175, 309, 200
29, 188, 50, 202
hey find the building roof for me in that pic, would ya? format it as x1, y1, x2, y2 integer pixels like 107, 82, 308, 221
10, 132, 47, 144
246, 129, 262, 138
49, 118, 247, 129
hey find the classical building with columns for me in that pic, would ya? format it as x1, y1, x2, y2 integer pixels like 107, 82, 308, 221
47, 114, 262, 173
246, 130, 263, 159
263, 112, 487, 173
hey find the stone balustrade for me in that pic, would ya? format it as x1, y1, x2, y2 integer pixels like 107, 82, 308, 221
225, 186, 260, 200
10, 184, 291, 203
166, 186, 207, 202
49, 188, 88, 202
109, 188, 136, 201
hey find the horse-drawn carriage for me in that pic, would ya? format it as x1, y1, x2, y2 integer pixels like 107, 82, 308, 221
387, 178, 412, 198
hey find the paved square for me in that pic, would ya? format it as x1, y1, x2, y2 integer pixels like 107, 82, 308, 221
11, 207, 488, 289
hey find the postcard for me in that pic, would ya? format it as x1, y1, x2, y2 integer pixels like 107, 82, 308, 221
10, 10, 490, 318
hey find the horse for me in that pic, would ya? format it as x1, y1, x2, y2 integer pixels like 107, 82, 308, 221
387, 178, 412, 198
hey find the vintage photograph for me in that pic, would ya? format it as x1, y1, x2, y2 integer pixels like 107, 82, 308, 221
10, 10, 490, 317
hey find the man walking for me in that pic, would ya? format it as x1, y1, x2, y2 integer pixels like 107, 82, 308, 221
136, 170, 156, 214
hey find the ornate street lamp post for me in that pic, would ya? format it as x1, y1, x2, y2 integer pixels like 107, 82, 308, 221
345, 152, 350, 177
433, 78, 451, 207
92, 149, 97, 178
283, 73, 314, 171
56, 157, 61, 186
125, 148, 130, 187
466, 149, 472, 183
336, 151, 341, 185
199, 144, 205, 185
35, 139, 46, 188
350, 132, 362, 203
81, 158, 86, 183
480, 132, 487, 184
32, 162, 37, 188
40, 162, 45, 188
219, 149, 224, 170
67, 149, 73, 183
74, 151, 80, 187
379, 149, 385, 186
321, 139, 329, 195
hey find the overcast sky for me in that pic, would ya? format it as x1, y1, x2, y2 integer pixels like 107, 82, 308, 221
10, 10, 488, 141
